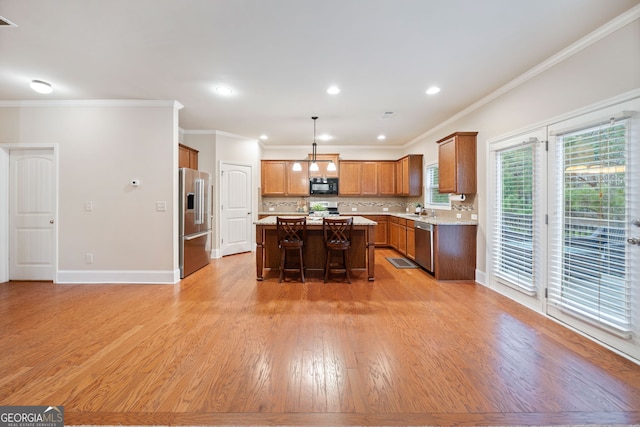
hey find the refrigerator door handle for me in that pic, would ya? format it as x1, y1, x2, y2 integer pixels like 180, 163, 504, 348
184, 231, 210, 241
194, 178, 204, 224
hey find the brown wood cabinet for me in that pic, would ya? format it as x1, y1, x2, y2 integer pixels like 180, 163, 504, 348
389, 216, 400, 250
395, 155, 423, 196
436, 132, 477, 194
178, 144, 198, 169
261, 160, 309, 196
389, 216, 409, 255
339, 161, 362, 195
377, 161, 396, 195
308, 154, 339, 178
287, 161, 309, 195
361, 162, 378, 195
433, 224, 477, 281
406, 220, 415, 260
363, 215, 389, 246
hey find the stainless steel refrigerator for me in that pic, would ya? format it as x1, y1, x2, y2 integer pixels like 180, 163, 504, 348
179, 168, 212, 278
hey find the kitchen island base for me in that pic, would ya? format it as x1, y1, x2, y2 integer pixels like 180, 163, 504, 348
255, 216, 376, 281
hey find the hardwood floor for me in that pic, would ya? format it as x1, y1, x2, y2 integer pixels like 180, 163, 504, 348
1, 248, 639, 426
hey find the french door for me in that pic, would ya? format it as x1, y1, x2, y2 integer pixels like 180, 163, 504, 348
489, 95, 640, 361
547, 99, 640, 360
488, 128, 547, 311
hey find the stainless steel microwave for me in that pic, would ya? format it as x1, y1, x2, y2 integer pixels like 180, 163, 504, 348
310, 177, 339, 195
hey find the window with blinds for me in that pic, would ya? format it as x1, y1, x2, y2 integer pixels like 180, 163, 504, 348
425, 164, 450, 207
548, 118, 631, 334
492, 144, 537, 295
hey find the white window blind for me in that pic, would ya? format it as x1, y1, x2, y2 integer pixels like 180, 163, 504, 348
425, 164, 449, 207
492, 143, 538, 295
548, 118, 631, 334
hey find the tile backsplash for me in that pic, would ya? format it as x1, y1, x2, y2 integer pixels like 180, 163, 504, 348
261, 194, 478, 221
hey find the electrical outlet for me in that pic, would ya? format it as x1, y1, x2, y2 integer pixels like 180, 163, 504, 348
268, 207, 275, 211
85, 253, 94, 264
156, 201, 167, 212
85, 201, 93, 212
456, 213, 462, 219
383, 207, 389, 212
351, 207, 357, 212
471, 214, 478, 220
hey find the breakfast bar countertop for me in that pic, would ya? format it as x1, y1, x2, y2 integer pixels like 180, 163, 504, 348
254, 215, 377, 226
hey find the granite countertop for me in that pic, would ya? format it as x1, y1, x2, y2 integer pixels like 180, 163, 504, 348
257, 212, 477, 226
255, 215, 377, 226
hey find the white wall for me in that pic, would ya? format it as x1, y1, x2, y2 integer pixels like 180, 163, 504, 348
0, 101, 180, 283
404, 15, 640, 280
182, 130, 260, 257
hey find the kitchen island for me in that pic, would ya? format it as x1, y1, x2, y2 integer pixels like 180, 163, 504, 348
254, 215, 377, 281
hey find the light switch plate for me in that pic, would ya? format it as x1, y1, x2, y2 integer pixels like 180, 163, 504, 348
456, 213, 462, 219
156, 201, 167, 212
471, 214, 478, 220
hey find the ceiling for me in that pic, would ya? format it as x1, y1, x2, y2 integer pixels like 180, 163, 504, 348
1, 0, 638, 147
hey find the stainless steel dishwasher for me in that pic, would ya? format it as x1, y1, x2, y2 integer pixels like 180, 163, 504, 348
414, 221, 434, 272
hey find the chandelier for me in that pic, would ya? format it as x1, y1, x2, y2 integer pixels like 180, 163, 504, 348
292, 116, 337, 172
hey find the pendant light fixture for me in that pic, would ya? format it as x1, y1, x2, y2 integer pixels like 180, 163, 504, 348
292, 116, 337, 172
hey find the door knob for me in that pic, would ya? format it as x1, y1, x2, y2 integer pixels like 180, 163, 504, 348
632, 218, 640, 227
628, 237, 640, 245
49, 220, 54, 224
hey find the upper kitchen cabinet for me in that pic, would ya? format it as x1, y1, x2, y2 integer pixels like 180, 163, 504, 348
377, 161, 396, 195
436, 132, 477, 194
339, 161, 362, 195
179, 144, 198, 169
395, 155, 423, 196
308, 153, 339, 178
261, 160, 309, 196
339, 161, 388, 196
361, 162, 378, 195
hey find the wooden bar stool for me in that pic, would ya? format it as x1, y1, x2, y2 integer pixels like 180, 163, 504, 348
323, 217, 353, 283
276, 217, 307, 283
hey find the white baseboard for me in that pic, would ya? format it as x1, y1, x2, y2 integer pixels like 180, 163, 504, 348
56, 269, 180, 284
475, 269, 487, 286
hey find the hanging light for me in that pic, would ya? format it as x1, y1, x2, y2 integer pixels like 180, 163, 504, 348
292, 116, 337, 172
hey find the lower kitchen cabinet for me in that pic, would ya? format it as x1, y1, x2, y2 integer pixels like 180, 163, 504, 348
433, 224, 477, 281
363, 215, 389, 246
406, 221, 415, 260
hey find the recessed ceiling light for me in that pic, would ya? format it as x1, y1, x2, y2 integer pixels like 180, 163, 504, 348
426, 86, 441, 95
30, 79, 53, 94
318, 134, 333, 141
215, 86, 233, 96
377, 134, 386, 140
259, 134, 268, 140
327, 86, 340, 95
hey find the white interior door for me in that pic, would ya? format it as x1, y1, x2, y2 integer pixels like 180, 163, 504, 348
220, 163, 252, 256
9, 149, 56, 280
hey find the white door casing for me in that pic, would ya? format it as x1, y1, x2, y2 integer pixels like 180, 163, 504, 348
220, 162, 253, 256
9, 148, 56, 280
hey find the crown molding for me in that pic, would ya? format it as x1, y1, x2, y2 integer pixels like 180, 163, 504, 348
0, 99, 183, 109
404, 4, 640, 148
